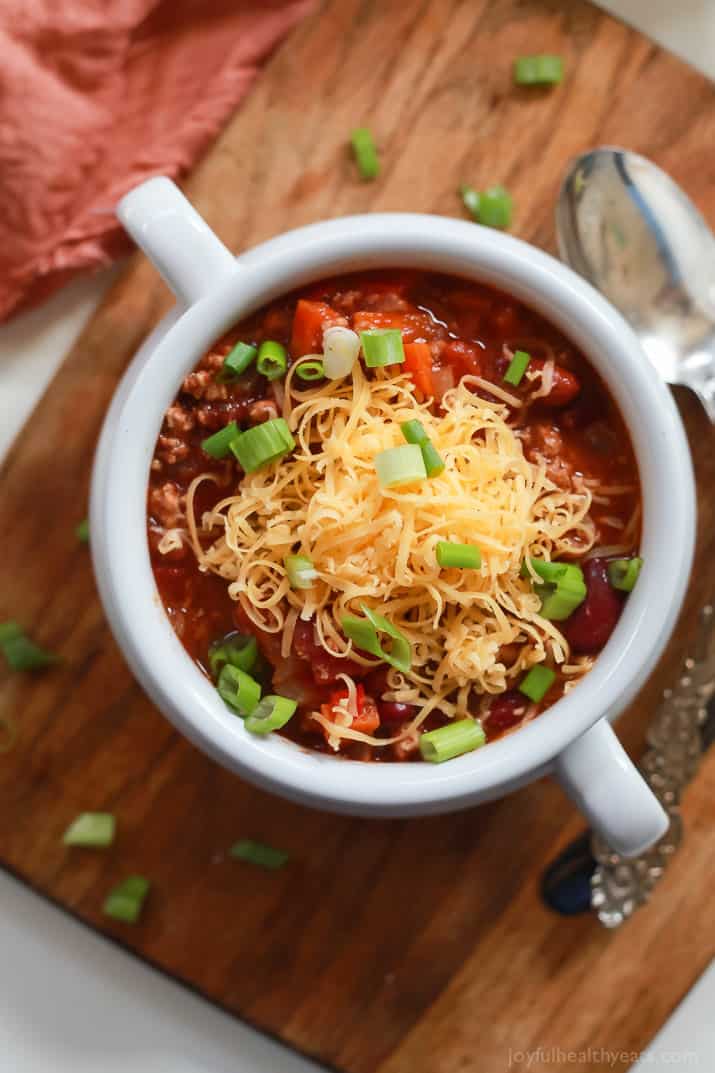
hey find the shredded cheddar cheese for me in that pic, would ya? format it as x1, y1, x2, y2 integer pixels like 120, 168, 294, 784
185, 363, 596, 747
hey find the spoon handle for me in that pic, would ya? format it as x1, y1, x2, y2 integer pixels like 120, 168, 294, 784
683, 362, 715, 424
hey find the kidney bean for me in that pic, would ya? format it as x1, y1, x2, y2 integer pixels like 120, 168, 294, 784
561, 557, 623, 654
378, 701, 420, 724
486, 690, 530, 735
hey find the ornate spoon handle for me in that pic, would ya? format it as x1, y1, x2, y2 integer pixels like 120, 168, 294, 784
590, 605, 715, 927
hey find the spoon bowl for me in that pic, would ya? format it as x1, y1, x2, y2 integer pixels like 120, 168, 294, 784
557, 147, 715, 420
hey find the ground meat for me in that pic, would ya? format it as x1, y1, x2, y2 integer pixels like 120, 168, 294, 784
182, 369, 231, 402
248, 399, 279, 424
156, 435, 190, 465
148, 481, 184, 528
165, 404, 196, 433
519, 421, 575, 490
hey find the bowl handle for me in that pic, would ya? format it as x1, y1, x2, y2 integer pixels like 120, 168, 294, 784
116, 176, 238, 307
553, 718, 668, 857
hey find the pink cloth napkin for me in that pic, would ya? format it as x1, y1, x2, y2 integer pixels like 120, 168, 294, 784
0, 0, 315, 321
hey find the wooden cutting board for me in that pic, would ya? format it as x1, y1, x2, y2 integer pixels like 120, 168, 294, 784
1, 2, 714, 1071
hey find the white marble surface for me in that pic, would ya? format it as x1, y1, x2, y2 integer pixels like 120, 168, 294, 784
1, 3, 713, 1070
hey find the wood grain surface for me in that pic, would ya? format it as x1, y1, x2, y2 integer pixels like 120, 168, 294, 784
1, 2, 714, 1071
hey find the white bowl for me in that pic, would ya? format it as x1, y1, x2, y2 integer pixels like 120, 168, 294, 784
90, 178, 695, 856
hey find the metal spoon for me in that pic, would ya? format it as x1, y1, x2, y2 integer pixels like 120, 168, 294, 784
556, 147, 715, 422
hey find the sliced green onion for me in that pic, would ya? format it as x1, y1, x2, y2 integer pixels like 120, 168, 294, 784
230, 418, 295, 473
374, 444, 426, 488
295, 358, 325, 381
341, 604, 411, 673
323, 326, 360, 378
400, 419, 429, 445
436, 541, 482, 569
504, 349, 530, 386
75, 518, 90, 543
219, 341, 257, 381
514, 54, 564, 86
201, 420, 239, 459
209, 634, 258, 678
217, 664, 261, 715
400, 421, 444, 477
285, 554, 318, 590
608, 557, 643, 592
103, 875, 150, 924
0, 623, 60, 671
351, 127, 380, 180
244, 694, 297, 736
536, 583, 585, 621
420, 440, 445, 478
478, 186, 513, 229
519, 665, 556, 703
360, 329, 405, 368
256, 340, 288, 381
63, 812, 115, 848
523, 559, 586, 621
230, 839, 289, 870
460, 184, 480, 221
0, 622, 22, 644
420, 718, 486, 763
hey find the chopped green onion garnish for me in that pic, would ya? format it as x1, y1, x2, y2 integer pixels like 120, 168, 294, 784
201, 420, 239, 459
75, 518, 90, 543
419, 718, 486, 763
0, 622, 22, 644
521, 557, 584, 583
351, 127, 380, 181
504, 349, 530, 386
103, 875, 150, 924
209, 634, 258, 678
375, 444, 426, 488
436, 541, 482, 569
295, 358, 325, 381
0, 622, 60, 672
285, 554, 318, 590
219, 341, 257, 381
536, 581, 585, 620
244, 694, 297, 735
460, 184, 481, 221
420, 440, 445, 478
400, 421, 444, 477
217, 664, 261, 716
400, 419, 429, 445
256, 340, 288, 381
341, 604, 411, 673
63, 812, 115, 848
230, 418, 295, 473
522, 559, 586, 620
519, 665, 556, 703
608, 557, 643, 593
360, 329, 405, 368
477, 186, 513, 230
230, 839, 289, 870
514, 54, 564, 86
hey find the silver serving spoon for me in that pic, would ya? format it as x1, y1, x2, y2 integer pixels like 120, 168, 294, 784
556, 147, 715, 422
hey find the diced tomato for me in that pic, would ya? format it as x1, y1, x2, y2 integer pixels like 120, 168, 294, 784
443, 338, 484, 377
530, 358, 581, 407
403, 342, 434, 397
290, 300, 346, 357
352, 310, 431, 342
321, 683, 380, 736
